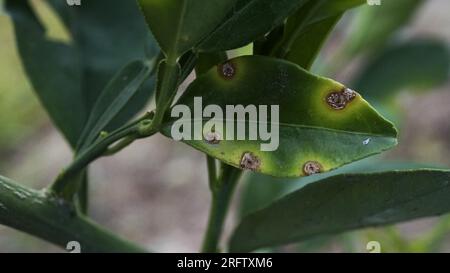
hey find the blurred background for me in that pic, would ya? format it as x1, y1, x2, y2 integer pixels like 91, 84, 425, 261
0, 0, 449, 252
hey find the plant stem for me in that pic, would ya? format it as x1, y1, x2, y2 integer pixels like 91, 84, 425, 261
0, 175, 145, 252
51, 119, 157, 200
201, 163, 242, 253
76, 170, 89, 214
151, 58, 181, 131
206, 156, 217, 189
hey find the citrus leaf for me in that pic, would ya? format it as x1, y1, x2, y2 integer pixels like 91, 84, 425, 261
7, 0, 159, 148
271, 0, 364, 66
354, 39, 450, 102
137, 0, 236, 59
196, 52, 228, 76
285, 15, 342, 69
230, 170, 450, 252
5, 0, 86, 147
77, 60, 156, 151
239, 158, 445, 218
346, 0, 424, 55
163, 56, 397, 178
49, 0, 158, 128
307, 0, 365, 25
198, 0, 309, 52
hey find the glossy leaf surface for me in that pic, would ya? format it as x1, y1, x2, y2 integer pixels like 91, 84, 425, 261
231, 170, 450, 252
163, 56, 397, 177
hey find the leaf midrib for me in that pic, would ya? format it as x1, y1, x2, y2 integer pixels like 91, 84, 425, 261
163, 118, 397, 138
168, 0, 188, 61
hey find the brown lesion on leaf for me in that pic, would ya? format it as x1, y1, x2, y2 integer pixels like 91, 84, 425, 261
302, 161, 322, 176
240, 152, 260, 171
218, 61, 236, 80
326, 88, 357, 110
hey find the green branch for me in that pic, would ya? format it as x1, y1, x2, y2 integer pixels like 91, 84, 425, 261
0, 175, 145, 253
52, 118, 157, 201
151, 60, 181, 131
201, 162, 242, 253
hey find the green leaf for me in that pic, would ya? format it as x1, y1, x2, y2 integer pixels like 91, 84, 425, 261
354, 39, 450, 102
198, 0, 310, 52
5, 0, 86, 147
230, 170, 450, 252
163, 56, 397, 178
7, 0, 159, 148
239, 157, 445, 218
195, 52, 228, 76
49, 0, 158, 111
137, 0, 236, 60
239, 173, 291, 218
346, 0, 424, 55
77, 60, 156, 151
284, 15, 342, 69
283, 0, 364, 33
271, 0, 364, 67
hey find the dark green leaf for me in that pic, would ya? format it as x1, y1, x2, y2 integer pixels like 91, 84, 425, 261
345, 0, 424, 55
307, 0, 364, 25
271, 0, 364, 67
230, 170, 450, 252
284, 15, 342, 69
239, 157, 445, 217
198, 0, 310, 52
354, 39, 450, 102
77, 60, 156, 151
7, 0, 159, 148
5, 0, 86, 147
50, 0, 159, 111
196, 52, 228, 76
137, 0, 236, 59
239, 173, 291, 218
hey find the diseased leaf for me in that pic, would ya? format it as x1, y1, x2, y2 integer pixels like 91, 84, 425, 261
230, 170, 450, 252
198, 0, 309, 52
137, 0, 236, 59
163, 56, 397, 178
5, 0, 86, 147
77, 60, 156, 151
354, 39, 450, 102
